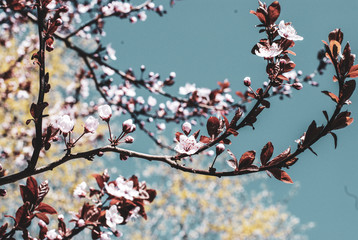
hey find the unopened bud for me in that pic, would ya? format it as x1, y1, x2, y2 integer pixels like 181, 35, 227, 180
122, 119, 136, 133
292, 82, 303, 90
55, 18, 63, 26
141, 65, 146, 71
244, 77, 251, 87
216, 143, 225, 156
182, 122, 192, 135
169, 72, 176, 79
125, 136, 134, 143
77, 219, 85, 227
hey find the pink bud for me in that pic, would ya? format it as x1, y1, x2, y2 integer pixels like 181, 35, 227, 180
216, 143, 225, 155
98, 104, 112, 121
244, 77, 251, 87
122, 119, 136, 133
292, 82, 303, 90
182, 122, 191, 135
84, 116, 99, 133
125, 136, 134, 143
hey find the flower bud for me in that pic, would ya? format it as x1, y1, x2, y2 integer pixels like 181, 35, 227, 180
243, 77, 251, 87
125, 136, 134, 143
77, 219, 85, 227
216, 143, 225, 156
58, 115, 75, 134
98, 104, 112, 121
122, 119, 136, 133
84, 116, 99, 133
292, 82, 303, 90
169, 72, 176, 79
182, 122, 191, 135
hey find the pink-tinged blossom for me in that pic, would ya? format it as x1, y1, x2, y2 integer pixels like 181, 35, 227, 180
174, 135, 203, 155
122, 119, 136, 133
100, 232, 113, 240
102, 66, 115, 76
105, 205, 124, 232
216, 143, 225, 155
182, 122, 192, 135
179, 83, 196, 95
57, 115, 75, 134
278, 20, 303, 41
147, 96, 157, 107
244, 76, 251, 87
77, 219, 85, 227
106, 44, 117, 60
138, 11, 147, 21
157, 122, 166, 131
98, 104, 112, 121
169, 72, 176, 78
84, 116, 99, 133
124, 136, 134, 143
73, 182, 87, 199
46, 229, 62, 240
255, 43, 282, 58
105, 177, 139, 200
130, 16, 137, 23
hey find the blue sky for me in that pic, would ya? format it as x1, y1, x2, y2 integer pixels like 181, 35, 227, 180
104, 0, 358, 239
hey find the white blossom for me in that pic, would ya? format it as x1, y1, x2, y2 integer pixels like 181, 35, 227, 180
174, 135, 203, 155
57, 115, 75, 133
255, 43, 282, 58
98, 104, 112, 121
105, 205, 124, 232
84, 116, 99, 133
73, 182, 87, 199
106, 44, 117, 60
278, 20, 303, 41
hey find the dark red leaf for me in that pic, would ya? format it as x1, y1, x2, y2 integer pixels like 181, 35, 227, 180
92, 173, 105, 189
35, 212, 50, 224
36, 202, 57, 214
207, 116, 220, 138
238, 151, 256, 170
175, 132, 183, 142
268, 168, 293, 184
193, 130, 200, 139
260, 142, 274, 166
30, 103, 36, 118
199, 135, 211, 143
323, 110, 329, 122
330, 132, 338, 149
332, 111, 354, 130
221, 113, 229, 130
322, 91, 339, 103
268, 147, 291, 166
340, 80, 356, 103
0, 223, 8, 237
26, 177, 38, 199
267, 1, 280, 24
283, 157, 298, 168
20, 185, 35, 204
328, 28, 343, 44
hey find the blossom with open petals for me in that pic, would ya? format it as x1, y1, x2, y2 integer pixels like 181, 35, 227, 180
105, 177, 139, 200
73, 182, 87, 199
174, 135, 203, 155
278, 20, 303, 41
255, 43, 282, 58
105, 205, 124, 232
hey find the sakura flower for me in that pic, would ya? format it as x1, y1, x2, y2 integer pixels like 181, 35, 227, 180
77, 219, 85, 227
182, 122, 192, 135
106, 44, 117, 60
138, 11, 147, 21
125, 136, 134, 143
84, 116, 99, 133
98, 104, 112, 121
100, 232, 113, 240
57, 115, 75, 134
255, 42, 282, 58
105, 177, 139, 200
174, 135, 203, 155
73, 182, 87, 199
105, 205, 124, 232
179, 83, 196, 95
130, 16, 137, 23
148, 96, 157, 107
278, 20, 303, 41
46, 229, 62, 240
102, 65, 115, 76
122, 119, 136, 133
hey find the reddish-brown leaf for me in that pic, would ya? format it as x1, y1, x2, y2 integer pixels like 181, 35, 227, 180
0, 222, 8, 236
249, 9, 266, 24
227, 128, 239, 136
348, 64, 358, 78
36, 202, 57, 214
92, 173, 105, 189
20, 185, 35, 204
332, 111, 354, 130
323, 110, 329, 122
261, 100, 271, 108
267, 1, 280, 24
30, 103, 36, 118
193, 130, 200, 139
268, 147, 291, 166
340, 80, 356, 103
238, 151, 256, 170
175, 132, 183, 142
207, 116, 220, 138
35, 212, 50, 224
199, 135, 211, 143
268, 168, 293, 184
322, 91, 339, 103
260, 142, 274, 166
328, 28, 343, 44
221, 113, 230, 130
283, 157, 298, 168
329, 132, 338, 149
26, 177, 38, 199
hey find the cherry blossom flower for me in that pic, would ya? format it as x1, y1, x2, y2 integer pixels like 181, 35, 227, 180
105, 205, 124, 232
174, 135, 203, 155
244, 77, 251, 86
124, 136, 134, 143
98, 104, 112, 121
169, 72, 176, 78
102, 65, 115, 76
73, 182, 87, 199
105, 177, 139, 200
130, 16, 137, 23
216, 143, 225, 155
77, 219, 85, 227
147, 96, 157, 107
182, 122, 192, 135
278, 20, 303, 41
138, 11, 147, 21
100, 232, 113, 240
179, 83, 196, 95
57, 115, 75, 134
122, 119, 136, 133
84, 116, 99, 133
106, 44, 117, 61
255, 42, 282, 58
46, 229, 62, 240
